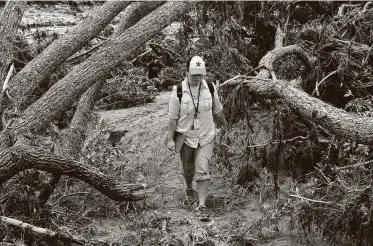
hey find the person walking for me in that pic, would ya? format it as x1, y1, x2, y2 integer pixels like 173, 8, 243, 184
167, 55, 227, 221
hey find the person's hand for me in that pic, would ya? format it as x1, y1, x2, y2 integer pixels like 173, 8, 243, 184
167, 140, 176, 153
216, 126, 227, 144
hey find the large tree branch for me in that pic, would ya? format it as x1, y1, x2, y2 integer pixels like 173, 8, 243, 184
115, 1, 165, 37
0, 144, 144, 201
0, 1, 25, 126
0, 1, 25, 83
0, 2, 192, 148
66, 1, 164, 63
60, 1, 165, 158
57, 1, 169, 158
223, 43, 373, 144
38, 82, 105, 206
8, 1, 132, 110
56, 81, 103, 160
258, 45, 316, 79
228, 75, 373, 143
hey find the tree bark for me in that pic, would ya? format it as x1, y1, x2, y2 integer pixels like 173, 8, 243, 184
0, 144, 144, 201
59, 1, 165, 159
38, 82, 104, 207
56, 81, 103, 160
115, 1, 165, 37
0, 2, 192, 148
61, 1, 165, 158
0, 1, 25, 121
258, 45, 316, 80
0, 1, 24, 83
274, 25, 285, 49
7, 1, 131, 110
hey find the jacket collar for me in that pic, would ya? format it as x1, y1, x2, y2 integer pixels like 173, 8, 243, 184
182, 78, 208, 92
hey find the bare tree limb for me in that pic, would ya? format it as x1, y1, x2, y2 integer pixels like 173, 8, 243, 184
0, 1, 25, 128
0, 144, 144, 201
219, 40, 373, 144
0, 63, 15, 128
335, 160, 373, 171
313, 70, 338, 97
0, 216, 85, 244
362, 2, 373, 13
0, 1, 25, 83
275, 25, 285, 49
258, 45, 316, 80
289, 194, 333, 204
115, 1, 166, 37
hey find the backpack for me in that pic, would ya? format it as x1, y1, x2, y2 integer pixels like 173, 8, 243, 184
176, 81, 215, 103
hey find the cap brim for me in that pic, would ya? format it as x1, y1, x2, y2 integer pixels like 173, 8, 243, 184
189, 67, 206, 75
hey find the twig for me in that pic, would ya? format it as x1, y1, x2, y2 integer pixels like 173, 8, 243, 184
66, 43, 103, 62
148, 42, 181, 57
110, 199, 127, 221
335, 160, 373, 171
363, 42, 373, 66
246, 136, 330, 148
317, 168, 332, 185
312, 18, 329, 55
218, 75, 242, 88
317, 70, 338, 88
2, 63, 14, 93
131, 49, 152, 63
96, 36, 108, 41
362, 2, 373, 13
0, 63, 15, 129
289, 194, 332, 204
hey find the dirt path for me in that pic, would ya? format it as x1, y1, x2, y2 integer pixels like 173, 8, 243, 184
91, 92, 331, 246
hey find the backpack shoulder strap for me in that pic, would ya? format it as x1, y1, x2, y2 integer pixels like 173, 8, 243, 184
176, 83, 182, 103
206, 81, 215, 100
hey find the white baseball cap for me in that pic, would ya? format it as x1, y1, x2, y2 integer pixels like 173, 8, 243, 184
189, 56, 206, 75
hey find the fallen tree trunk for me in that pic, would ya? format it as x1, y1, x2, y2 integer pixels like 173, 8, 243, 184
0, 1, 25, 84
228, 76, 373, 143
38, 81, 104, 206
58, 1, 165, 158
66, 1, 165, 63
8, 1, 131, 110
56, 81, 103, 160
223, 44, 373, 144
115, 1, 165, 36
0, 2, 192, 148
0, 1, 25, 126
0, 144, 144, 201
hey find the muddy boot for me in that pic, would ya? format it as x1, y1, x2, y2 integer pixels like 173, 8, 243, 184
196, 205, 210, 222
185, 188, 198, 206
